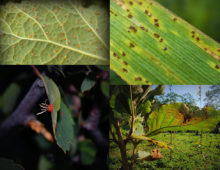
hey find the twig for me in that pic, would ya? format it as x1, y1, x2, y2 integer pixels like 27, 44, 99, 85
126, 86, 135, 140
0, 78, 45, 139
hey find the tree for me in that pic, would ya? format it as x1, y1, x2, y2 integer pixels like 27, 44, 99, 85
204, 86, 220, 110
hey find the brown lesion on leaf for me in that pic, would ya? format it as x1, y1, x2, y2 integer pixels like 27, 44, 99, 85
122, 51, 126, 56
215, 65, 219, 69
144, 10, 149, 14
154, 33, 160, 38
129, 26, 137, 32
163, 47, 167, 51
140, 26, 148, 32
173, 17, 177, 21
129, 1, 133, 5
159, 38, 163, 42
113, 52, 120, 59
196, 37, 200, 41
134, 76, 142, 81
138, 1, 143, 5
130, 43, 135, 48
123, 60, 128, 65
154, 23, 159, 27
122, 68, 128, 73
128, 14, 133, 18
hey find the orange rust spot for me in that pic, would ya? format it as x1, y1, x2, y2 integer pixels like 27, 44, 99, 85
173, 17, 177, 21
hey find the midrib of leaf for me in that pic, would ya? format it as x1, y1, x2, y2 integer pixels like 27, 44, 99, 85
70, 1, 108, 50
110, 0, 220, 84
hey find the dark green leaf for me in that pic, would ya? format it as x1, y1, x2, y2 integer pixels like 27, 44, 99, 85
55, 100, 75, 153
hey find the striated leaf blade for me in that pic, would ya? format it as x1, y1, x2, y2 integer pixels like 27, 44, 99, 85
110, 0, 220, 84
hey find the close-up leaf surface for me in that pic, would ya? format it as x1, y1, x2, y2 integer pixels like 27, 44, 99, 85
0, 0, 108, 64
110, 0, 220, 84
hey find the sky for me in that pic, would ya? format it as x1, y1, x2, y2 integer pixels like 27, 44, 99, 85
153, 85, 212, 108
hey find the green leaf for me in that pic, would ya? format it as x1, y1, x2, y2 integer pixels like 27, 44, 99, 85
0, 0, 108, 64
41, 75, 61, 135
110, 0, 220, 84
81, 78, 96, 93
136, 150, 151, 160
1, 82, 20, 114
131, 134, 171, 150
78, 140, 97, 165
132, 114, 145, 135
0, 158, 24, 170
55, 100, 75, 153
101, 81, 109, 98
147, 103, 220, 135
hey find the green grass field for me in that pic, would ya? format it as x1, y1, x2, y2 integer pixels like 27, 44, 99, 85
109, 133, 220, 169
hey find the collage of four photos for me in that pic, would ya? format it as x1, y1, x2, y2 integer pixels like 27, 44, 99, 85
0, 0, 220, 169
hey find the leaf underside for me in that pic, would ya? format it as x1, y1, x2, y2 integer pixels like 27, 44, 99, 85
110, 0, 220, 84
0, 0, 109, 64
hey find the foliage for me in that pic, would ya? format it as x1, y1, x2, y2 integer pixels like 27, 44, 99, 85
110, 0, 220, 84
204, 85, 220, 109
110, 85, 220, 170
110, 133, 220, 170
0, 66, 109, 170
0, 0, 109, 64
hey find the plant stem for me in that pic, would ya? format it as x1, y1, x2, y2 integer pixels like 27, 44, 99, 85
115, 120, 129, 170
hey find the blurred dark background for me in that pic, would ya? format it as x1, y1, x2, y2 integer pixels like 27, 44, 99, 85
156, 0, 220, 42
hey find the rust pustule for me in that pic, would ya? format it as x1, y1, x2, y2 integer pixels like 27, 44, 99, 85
154, 18, 158, 22
154, 33, 160, 38
113, 52, 120, 59
129, 26, 137, 32
163, 47, 167, 51
160, 38, 163, 42
196, 37, 200, 41
129, 1, 133, 5
154, 23, 159, 27
134, 77, 142, 81
122, 68, 128, 73
138, 1, 143, 5
144, 10, 148, 14
130, 43, 135, 48
122, 52, 126, 56
215, 65, 219, 69
123, 61, 128, 65
173, 17, 177, 21
128, 14, 133, 18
